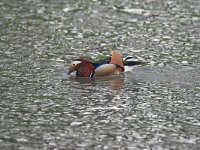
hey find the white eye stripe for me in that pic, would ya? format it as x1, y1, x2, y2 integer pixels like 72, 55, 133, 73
71, 61, 81, 65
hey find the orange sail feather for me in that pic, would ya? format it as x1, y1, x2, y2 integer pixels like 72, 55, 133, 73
109, 51, 124, 72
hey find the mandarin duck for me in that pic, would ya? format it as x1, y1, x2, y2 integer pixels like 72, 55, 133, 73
68, 51, 145, 77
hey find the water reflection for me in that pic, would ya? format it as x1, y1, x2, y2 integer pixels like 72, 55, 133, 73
69, 75, 125, 91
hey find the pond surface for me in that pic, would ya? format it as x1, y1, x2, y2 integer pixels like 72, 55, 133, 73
0, 0, 200, 149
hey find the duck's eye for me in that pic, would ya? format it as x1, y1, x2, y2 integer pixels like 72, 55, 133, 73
72, 64, 75, 66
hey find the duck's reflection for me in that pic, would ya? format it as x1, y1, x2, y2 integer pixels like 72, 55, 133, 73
107, 75, 124, 91
69, 75, 125, 91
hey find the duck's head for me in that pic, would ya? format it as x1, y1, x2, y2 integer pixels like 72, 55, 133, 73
68, 60, 82, 74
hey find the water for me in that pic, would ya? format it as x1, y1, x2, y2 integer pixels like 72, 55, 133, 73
0, 0, 200, 149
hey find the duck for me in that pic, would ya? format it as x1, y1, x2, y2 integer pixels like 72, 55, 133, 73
68, 51, 145, 77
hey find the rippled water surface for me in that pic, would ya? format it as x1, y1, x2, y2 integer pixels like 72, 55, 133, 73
0, 0, 200, 149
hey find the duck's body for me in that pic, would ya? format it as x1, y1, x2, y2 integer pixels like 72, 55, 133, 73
68, 51, 144, 77
68, 51, 124, 77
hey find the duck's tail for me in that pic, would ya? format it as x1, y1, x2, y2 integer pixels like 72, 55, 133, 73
123, 56, 147, 66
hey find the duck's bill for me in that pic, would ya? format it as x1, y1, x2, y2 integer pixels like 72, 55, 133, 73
67, 69, 73, 74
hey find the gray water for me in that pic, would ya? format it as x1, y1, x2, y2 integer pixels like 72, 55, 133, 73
0, 0, 200, 149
